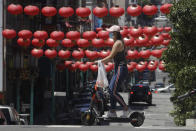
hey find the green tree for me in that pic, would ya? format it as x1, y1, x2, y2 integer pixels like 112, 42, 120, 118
162, 0, 196, 126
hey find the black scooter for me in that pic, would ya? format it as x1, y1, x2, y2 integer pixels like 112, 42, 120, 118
170, 89, 196, 102
81, 81, 145, 127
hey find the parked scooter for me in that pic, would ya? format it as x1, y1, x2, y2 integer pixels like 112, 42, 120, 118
81, 81, 145, 127
170, 89, 196, 102
170, 89, 196, 119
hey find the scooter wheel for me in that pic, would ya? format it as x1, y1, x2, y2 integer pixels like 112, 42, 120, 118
129, 112, 145, 127
81, 111, 96, 126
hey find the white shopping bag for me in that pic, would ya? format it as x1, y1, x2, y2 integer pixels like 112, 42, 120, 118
96, 61, 109, 88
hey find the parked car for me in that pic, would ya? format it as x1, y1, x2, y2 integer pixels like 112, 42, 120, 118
0, 105, 25, 125
128, 84, 152, 105
0, 110, 7, 125
155, 83, 165, 89
156, 84, 175, 93
138, 80, 150, 86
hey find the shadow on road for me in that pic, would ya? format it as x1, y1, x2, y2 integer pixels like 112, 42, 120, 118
129, 103, 156, 110
114, 103, 156, 111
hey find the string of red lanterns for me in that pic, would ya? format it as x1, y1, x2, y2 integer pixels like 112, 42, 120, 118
62, 60, 165, 72
7, 4, 172, 17
2, 27, 171, 47
5, 2, 171, 72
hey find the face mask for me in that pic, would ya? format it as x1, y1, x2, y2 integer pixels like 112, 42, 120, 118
109, 32, 113, 38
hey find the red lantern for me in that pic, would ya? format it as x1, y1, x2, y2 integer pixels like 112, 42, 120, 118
99, 50, 110, 58
127, 62, 136, 72
76, 7, 91, 17
50, 31, 64, 41
139, 50, 151, 59
61, 39, 74, 48
66, 31, 80, 40
32, 38, 45, 47
159, 61, 165, 71
136, 63, 146, 72
109, 6, 124, 17
136, 34, 149, 46
162, 33, 171, 39
126, 50, 139, 59
129, 27, 143, 37
44, 49, 57, 59
151, 34, 164, 45
18, 30, 33, 39
2, 29, 16, 39
46, 38, 58, 47
59, 7, 74, 18
72, 49, 84, 60
146, 40, 153, 47
162, 39, 170, 46
93, 7, 108, 18
104, 63, 113, 72
143, 26, 158, 36
41, 6, 57, 17
85, 50, 97, 60
83, 31, 96, 40
123, 37, 134, 46
75, 61, 83, 68
147, 61, 158, 71
31, 48, 43, 58
104, 38, 114, 47
34, 31, 48, 39
69, 63, 78, 71
79, 63, 89, 72
108, 62, 114, 70
160, 4, 172, 14
120, 28, 129, 38
98, 30, 109, 40
142, 5, 158, 15
157, 27, 164, 32
127, 4, 142, 16
130, 62, 137, 66
7, 4, 23, 15
161, 48, 167, 52
164, 27, 172, 32
77, 39, 90, 48
17, 38, 31, 46
86, 62, 93, 67
96, 27, 102, 32
127, 64, 134, 72
58, 50, 71, 59
90, 64, 98, 72
151, 49, 163, 58
64, 61, 72, 68
24, 5, 39, 16
92, 38, 104, 48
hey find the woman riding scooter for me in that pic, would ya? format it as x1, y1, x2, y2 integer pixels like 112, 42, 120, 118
95, 25, 130, 118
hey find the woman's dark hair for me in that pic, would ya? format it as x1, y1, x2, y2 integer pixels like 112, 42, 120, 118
114, 31, 122, 40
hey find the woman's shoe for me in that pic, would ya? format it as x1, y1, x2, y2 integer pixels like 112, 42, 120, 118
102, 110, 117, 118
120, 109, 131, 118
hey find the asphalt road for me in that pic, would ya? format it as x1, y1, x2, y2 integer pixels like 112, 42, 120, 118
0, 125, 195, 131
108, 92, 175, 127
1, 92, 196, 130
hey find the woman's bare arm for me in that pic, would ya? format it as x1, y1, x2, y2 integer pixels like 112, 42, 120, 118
101, 41, 121, 64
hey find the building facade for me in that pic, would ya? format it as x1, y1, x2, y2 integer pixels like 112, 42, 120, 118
2, 0, 93, 125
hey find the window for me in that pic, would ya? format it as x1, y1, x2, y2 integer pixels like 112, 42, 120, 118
1, 109, 11, 124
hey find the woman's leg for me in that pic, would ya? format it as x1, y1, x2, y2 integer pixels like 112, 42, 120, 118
109, 74, 117, 111
112, 66, 128, 111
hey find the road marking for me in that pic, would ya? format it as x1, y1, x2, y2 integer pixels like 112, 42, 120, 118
136, 126, 196, 130
45, 125, 83, 128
